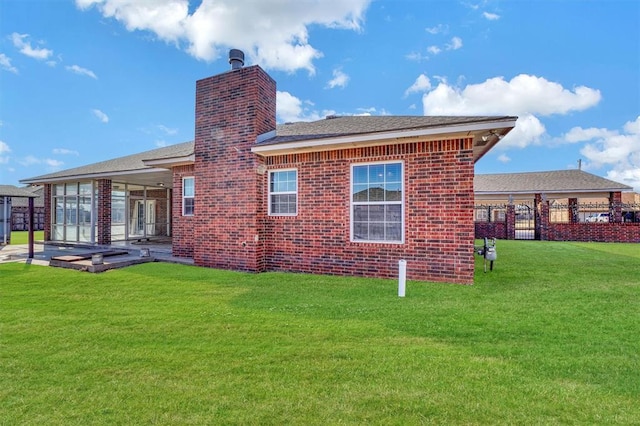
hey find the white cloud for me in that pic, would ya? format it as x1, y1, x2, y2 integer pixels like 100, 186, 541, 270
425, 24, 448, 34
0, 140, 10, 164
420, 74, 600, 149
276, 90, 333, 123
0, 141, 10, 154
66, 64, 97, 79
18, 155, 41, 166
566, 116, 640, 191
483, 12, 500, 20
422, 74, 600, 116
158, 124, 178, 135
92, 109, 109, 123
326, 68, 349, 89
405, 74, 432, 96
405, 51, 429, 62
355, 107, 376, 115
498, 114, 546, 149
564, 126, 616, 143
45, 159, 64, 168
354, 107, 391, 116
446, 36, 463, 50
0, 53, 18, 74
17, 155, 64, 170
155, 140, 168, 147
52, 148, 79, 156
624, 116, 640, 134
422, 36, 461, 59
76, 0, 371, 74
427, 45, 441, 55
11, 33, 53, 61
497, 154, 511, 163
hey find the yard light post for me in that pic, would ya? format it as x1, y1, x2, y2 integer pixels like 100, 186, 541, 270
398, 259, 407, 297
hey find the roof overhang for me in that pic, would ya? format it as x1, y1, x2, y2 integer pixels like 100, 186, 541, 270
252, 118, 517, 162
142, 154, 195, 169
475, 189, 627, 201
20, 167, 174, 188
0, 186, 39, 198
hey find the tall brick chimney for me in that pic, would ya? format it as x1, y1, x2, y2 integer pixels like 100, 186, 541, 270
192, 50, 276, 271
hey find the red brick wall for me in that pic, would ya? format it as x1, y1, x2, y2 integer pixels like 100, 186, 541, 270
97, 179, 111, 245
548, 223, 640, 242
475, 222, 507, 240
172, 164, 195, 257
192, 65, 275, 271
262, 139, 476, 284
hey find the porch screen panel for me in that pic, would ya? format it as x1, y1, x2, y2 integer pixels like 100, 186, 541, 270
111, 186, 126, 241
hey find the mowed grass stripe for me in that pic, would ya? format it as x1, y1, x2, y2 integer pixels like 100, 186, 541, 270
1, 240, 639, 424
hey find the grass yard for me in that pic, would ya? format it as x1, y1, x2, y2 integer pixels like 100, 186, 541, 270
8, 230, 44, 245
1, 240, 639, 424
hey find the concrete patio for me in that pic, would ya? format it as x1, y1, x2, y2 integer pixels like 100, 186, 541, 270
0, 240, 194, 271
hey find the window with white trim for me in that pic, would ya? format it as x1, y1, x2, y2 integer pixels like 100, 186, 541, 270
182, 177, 194, 216
269, 169, 297, 215
351, 162, 403, 242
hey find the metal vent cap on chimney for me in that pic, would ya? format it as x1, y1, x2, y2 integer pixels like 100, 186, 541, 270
229, 49, 244, 70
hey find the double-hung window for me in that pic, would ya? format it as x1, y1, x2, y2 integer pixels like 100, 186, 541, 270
269, 169, 297, 215
182, 177, 194, 216
351, 162, 403, 243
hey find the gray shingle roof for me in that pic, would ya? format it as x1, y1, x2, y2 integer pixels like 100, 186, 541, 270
475, 170, 632, 194
21, 141, 193, 183
0, 185, 40, 198
260, 115, 517, 145
21, 115, 518, 184
11, 186, 44, 207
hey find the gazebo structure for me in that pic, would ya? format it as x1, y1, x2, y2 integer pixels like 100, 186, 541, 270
0, 185, 39, 258
474, 170, 639, 242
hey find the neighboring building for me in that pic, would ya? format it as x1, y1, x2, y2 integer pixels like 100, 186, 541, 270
11, 186, 45, 231
0, 185, 40, 244
474, 170, 639, 242
22, 51, 517, 284
475, 170, 633, 203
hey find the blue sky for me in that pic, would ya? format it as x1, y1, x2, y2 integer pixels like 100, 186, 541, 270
1, 0, 639, 190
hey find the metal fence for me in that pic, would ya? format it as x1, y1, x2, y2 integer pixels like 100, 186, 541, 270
548, 202, 640, 223
474, 204, 507, 223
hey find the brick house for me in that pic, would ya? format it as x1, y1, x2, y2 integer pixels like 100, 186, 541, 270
22, 53, 517, 284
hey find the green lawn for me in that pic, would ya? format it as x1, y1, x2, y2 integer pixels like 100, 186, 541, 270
1, 240, 639, 424
8, 230, 44, 245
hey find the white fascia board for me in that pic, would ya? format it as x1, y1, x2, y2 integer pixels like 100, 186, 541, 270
143, 154, 195, 168
252, 119, 517, 156
475, 189, 625, 200
20, 167, 169, 185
